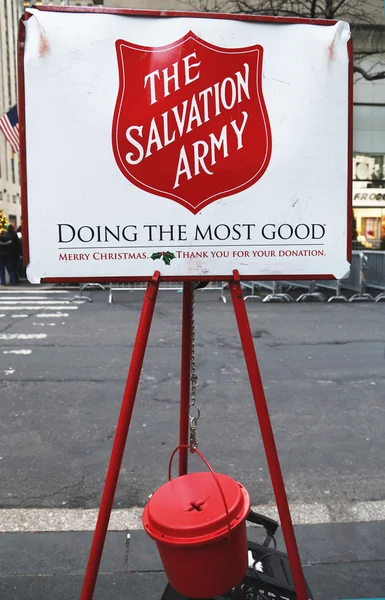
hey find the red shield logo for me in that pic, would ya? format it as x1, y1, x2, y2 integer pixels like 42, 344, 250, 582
112, 32, 272, 214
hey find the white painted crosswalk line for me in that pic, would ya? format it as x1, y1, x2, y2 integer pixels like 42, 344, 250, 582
37, 313, 69, 317
0, 333, 47, 340
3, 349, 32, 355
1, 289, 70, 295
0, 289, 88, 376
0, 288, 79, 313
0, 296, 52, 300
0, 300, 85, 304
0, 306, 78, 310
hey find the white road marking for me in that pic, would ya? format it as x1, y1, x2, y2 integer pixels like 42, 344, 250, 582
0, 314, 5, 318
3, 368, 15, 375
0, 300, 84, 305
0, 333, 47, 340
37, 313, 69, 317
0, 297, 51, 300
33, 322, 56, 326
3, 349, 32, 355
12, 314, 29, 318
0, 501, 384, 532
0, 306, 78, 311
0, 289, 69, 294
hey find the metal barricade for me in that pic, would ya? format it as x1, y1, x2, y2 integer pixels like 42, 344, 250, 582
241, 282, 262, 302
346, 252, 373, 302
252, 281, 292, 303
363, 251, 385, 302
316, 278, 347, 302
107, 251, 385, 304
108, 281, 224, 304
315, 251, 373, 302
281, 280, 325, 302
216, 281, 261, 304
219, 281, 275, 303
109, 281, 182, 304
217, 281, 262, 304
70, 283, 106, 303
233, 281, 291, 302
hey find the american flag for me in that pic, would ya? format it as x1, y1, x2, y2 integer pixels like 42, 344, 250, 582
0, 105, 20, 154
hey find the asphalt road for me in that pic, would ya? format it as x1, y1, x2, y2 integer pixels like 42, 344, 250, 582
1, 285, 385, 512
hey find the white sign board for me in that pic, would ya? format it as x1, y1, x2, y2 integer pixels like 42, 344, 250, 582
353, 189, 385, 208
20, 7, 352, 282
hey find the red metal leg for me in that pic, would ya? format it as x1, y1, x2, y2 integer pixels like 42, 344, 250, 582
230, 271, 308, 600
179, 282, 193, 476
80, 272, 160, 600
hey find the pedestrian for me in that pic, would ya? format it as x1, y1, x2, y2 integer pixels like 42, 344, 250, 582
7, 223, 22, 284
0, 227, 14, 286
16, 223, 25, 280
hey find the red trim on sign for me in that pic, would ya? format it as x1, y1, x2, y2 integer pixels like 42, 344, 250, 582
30, 5, 337, 27
347, 37, 354, 262
41, 273, 337, 284
18, 14, 31, 267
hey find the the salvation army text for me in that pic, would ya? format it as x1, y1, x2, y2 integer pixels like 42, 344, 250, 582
125, 51, 251, 189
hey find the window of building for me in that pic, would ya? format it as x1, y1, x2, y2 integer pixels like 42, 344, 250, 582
11, 157, 15, 184
362, 217, 381, 240
0, 192, 2, 203
8, 215, 17, 227
12, 195, 16, 204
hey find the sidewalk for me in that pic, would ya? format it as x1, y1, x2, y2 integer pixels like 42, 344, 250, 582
0, 522, 384, 599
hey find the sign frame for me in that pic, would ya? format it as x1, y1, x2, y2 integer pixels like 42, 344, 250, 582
18, 6, 353, 284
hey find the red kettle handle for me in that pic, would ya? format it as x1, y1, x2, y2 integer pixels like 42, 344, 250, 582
168, 445, 231, 540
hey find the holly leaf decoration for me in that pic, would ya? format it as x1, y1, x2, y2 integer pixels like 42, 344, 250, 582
162, 251, 175, 266
150, 251, 176, 266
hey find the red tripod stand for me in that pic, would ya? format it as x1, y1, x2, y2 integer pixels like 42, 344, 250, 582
80, 270, 309, 600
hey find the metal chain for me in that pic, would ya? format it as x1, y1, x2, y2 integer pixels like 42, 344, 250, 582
189, 285, 200, 453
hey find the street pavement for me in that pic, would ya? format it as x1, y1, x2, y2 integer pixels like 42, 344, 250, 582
0, 283, 384, 599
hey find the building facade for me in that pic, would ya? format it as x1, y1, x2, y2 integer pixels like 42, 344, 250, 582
0, 0, 24, 227
352, 22, 385, 247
